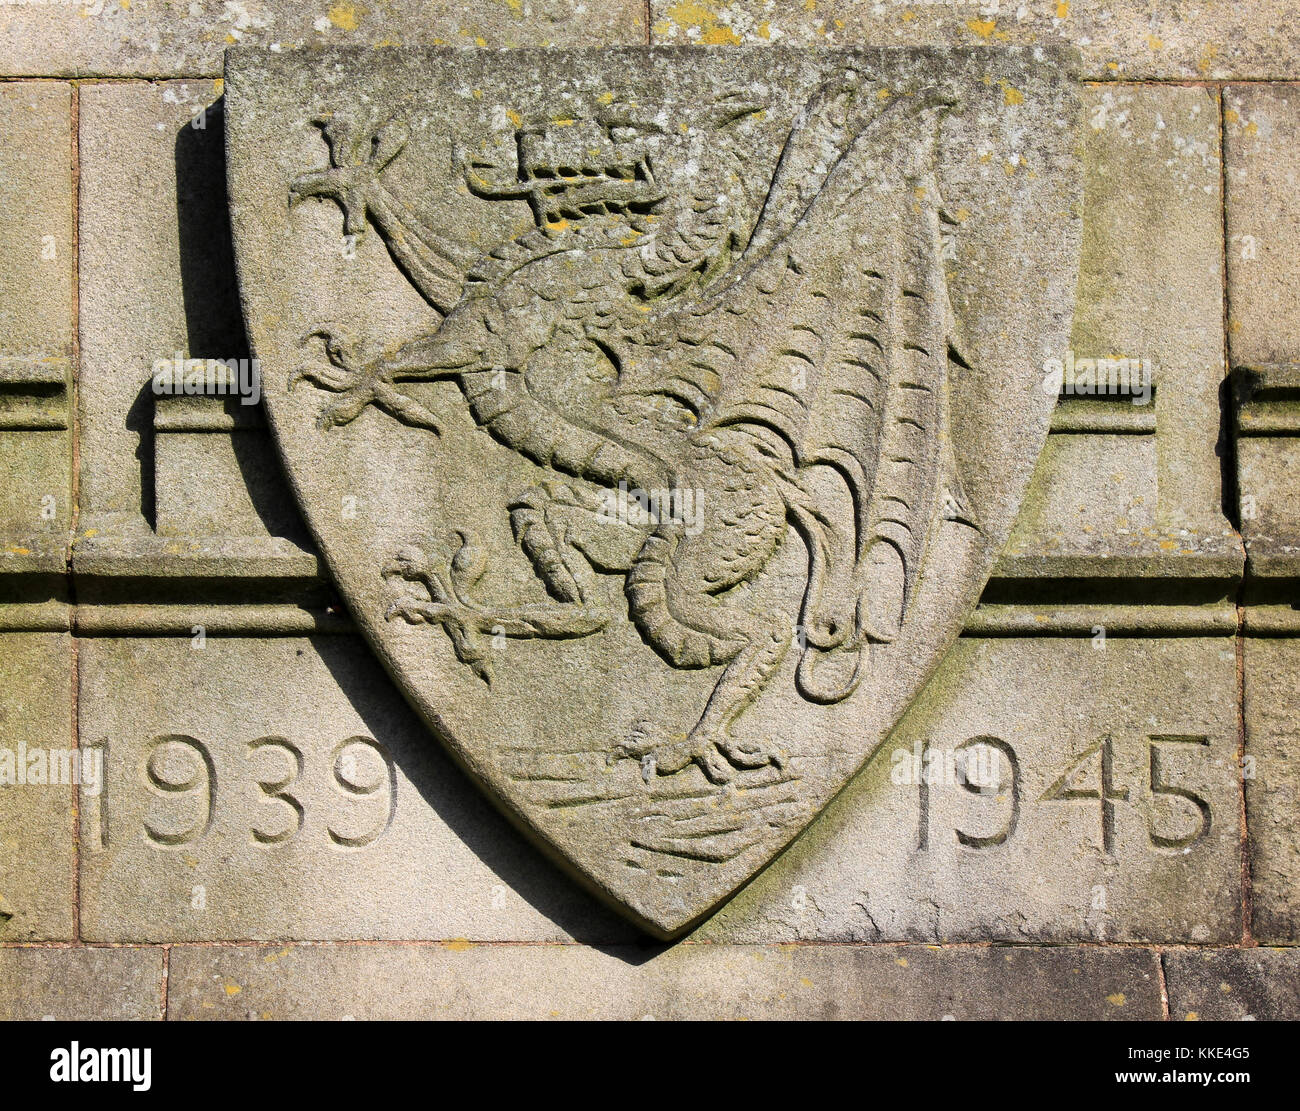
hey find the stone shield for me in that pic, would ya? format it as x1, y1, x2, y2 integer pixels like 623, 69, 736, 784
225, 46, 1082, 937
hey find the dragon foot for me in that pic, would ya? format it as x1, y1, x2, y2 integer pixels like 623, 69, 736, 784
291, 326, 442, 431
614, 720, 786, 786
383, 534, 608, 683
289, 113, 410, 237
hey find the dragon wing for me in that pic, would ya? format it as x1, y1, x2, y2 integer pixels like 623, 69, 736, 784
620, 81, 978, 702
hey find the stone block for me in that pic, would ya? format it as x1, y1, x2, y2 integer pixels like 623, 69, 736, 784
0, 633, 76, 941
1225, 85, 1300, 371
1243, 638, 1300, 942
0, 82, 73, 566
1224, 86, 1300, 593
697, 636, 1242, 944
999, 84, 1235, 590
0, 0, 646, 78
78, 634, 635, 942
1164, 948, 1300, 1021
0, 946, 162, 1020
167, 941, 1162, 1019
649, 1, 1300, 80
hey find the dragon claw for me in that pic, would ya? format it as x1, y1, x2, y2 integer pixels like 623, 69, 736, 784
291, 326, 391, 429
614, 721, 782, 785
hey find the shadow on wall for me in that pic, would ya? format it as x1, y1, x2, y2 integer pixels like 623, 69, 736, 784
313, 635, 668, 957
124, 97, 287, 541
159, 100, 667, 957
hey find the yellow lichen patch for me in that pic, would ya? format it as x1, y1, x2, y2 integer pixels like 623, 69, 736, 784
507, 108, 522, 127
896, 957, 909, 967
966, 19, 996, 40
1055, 1, 1069, 18
475, 35, 487, 46
328, 3, 359, 32
502, 0, 523, 12
804, 0, 816, 9
224, 982, 242, 996
1220, 982, 1233, 993
597, 91, 614, 105
551, 116, 575, 126
799, 976, 813, 987
1185, 1011, 1200, 1021
1225, 108, 1239, 124
757, 21, 771, 39
955, 206, 971, 222
666, 0, 745, 44
901, 9, 915, 22
1159, 539, 1178, 551
212, 78, 224, 94
1146, 34, 1164, 51
1244, 120, 1259, 137
666, 2, 717, 32
1106, 992, 1125, 1007
702, 25, 741, 45
445, 938, 473, 951
1003, 84, 1024, 107
1197, 43, 1219, 76
877, 87, 892, 101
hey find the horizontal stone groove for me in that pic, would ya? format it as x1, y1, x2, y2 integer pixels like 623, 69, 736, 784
0, 601, 1246, 635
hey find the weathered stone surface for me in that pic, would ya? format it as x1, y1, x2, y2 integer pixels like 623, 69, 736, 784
1164, 948, 1300, 1021
1224, 86, 1300, 592
167, 941, 1161, 1019
650, 1, 1300, 80
698, 636, 1242, 943
1000, 84, 1237, 584
0, 0, 645, 78
76, 634, 1239, 945
0, 946, 163, 1020
79, 81, 254, 530
0, 82, 72, 360
0, 0, 1283, 1020
0, 82, 73, 571
0, 633, 76, 941
1243, 638, 1300, 943
1225, 85, 1300, 372
226, 45, 1082, 935
78, 635, 636, 942
76, 79, 316, 610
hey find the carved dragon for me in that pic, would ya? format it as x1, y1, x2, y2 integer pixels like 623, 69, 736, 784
289, 72, 978, 785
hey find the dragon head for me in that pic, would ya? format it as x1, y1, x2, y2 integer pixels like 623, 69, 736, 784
462, 92, 765, 233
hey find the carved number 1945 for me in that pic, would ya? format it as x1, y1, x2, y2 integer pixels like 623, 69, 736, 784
916, 734, 1213, 853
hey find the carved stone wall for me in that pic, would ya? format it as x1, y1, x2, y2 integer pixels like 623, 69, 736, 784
0, 0, 1297, 1020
